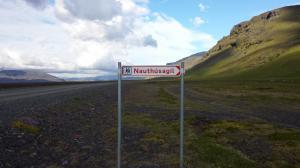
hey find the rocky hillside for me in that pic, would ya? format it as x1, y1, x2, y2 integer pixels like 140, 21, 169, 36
0, 70, 64, 83
188, 5, 300, 81
167, 52, 206, 70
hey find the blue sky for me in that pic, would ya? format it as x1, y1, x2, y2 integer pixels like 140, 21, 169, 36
0, 0, 299, 78
149, 0, 300, 40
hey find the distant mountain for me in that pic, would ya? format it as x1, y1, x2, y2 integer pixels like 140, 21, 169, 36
65, 75, 145, 81
167, 52, 207, 70
188, 5, 300, 81
0, 70, 64, 83
65, 75, 117, 81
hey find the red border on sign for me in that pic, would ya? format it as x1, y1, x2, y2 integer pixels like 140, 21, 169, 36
121, 65, 181, 76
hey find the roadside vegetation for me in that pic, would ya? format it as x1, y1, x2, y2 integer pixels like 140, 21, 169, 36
119, 81, 300, 167
1, 80, 299, 167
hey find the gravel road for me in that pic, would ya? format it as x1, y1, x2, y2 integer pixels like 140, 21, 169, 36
0, 82, 113, 102
0, 82, 114, 126
0, 82, 119, 167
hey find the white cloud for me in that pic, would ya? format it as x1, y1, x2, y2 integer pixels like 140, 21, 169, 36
190, 16, 205, 26
133, 0, 149, 3
198, 3, 206, 12
0, 0, 216, 78
127, 14, 214, 65
143, 35, 157, 47
0, 1, 75, 71
61, 0, 122, 21
24, 0, 48, 10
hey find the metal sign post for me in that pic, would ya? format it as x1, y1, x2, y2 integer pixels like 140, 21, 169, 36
180, 62, 184, 168
117, 62, 122, 168
117, 62, 185, 168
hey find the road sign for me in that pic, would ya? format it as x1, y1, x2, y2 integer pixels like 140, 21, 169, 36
122, 65, 181, 77
117, 62, 185, 168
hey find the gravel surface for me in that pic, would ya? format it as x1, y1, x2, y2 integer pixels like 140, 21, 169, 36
0, 81, 299, 167
0, 83, 118, 168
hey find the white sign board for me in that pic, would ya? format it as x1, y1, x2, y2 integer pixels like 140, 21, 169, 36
122, 65, 181, 77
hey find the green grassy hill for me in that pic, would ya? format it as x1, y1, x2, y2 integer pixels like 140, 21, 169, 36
167, 52, 207, 70
187, 5, 300, 81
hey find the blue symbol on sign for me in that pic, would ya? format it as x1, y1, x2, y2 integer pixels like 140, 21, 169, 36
123, 66, 132, 75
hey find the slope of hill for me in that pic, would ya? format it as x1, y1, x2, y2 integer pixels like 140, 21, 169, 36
0, 70, 64, 83
167, 52, 207, 70
187, 5, 300, 81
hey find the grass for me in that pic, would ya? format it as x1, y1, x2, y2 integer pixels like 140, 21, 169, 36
128, 111, 299, 168
187, 137, 256, 168
185, 80, 300, 107
232, 46, 300, 81
123, 114, 159, 129
121, 80, 300, 167
187, 5, 300, 82
123, 113, 179, 165
188, 45, 300, 81
11, 120, 40, 134
158, 87, 177, 104
186, 120, 300, 168
123, 113, 179, 143
269, 131, 300, 141
121, 81, 300, 167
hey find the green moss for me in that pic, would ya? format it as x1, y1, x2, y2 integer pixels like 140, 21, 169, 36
212, 121, 247, 130
121, 80, 300, 167
142, 133, 165, 145
73, 96, 81, 101
123, 114, 158, 128
269, 131, 300, 141
185, 118, 300, 167
12, 120, 40, 134
187, 137, 256, 168
158, 88, 177, 104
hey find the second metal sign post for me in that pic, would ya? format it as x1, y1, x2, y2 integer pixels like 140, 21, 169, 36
117, 62, 185, 168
